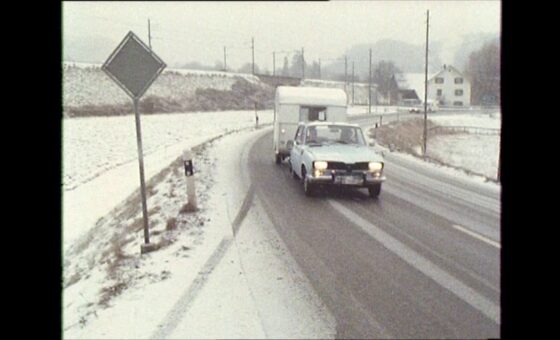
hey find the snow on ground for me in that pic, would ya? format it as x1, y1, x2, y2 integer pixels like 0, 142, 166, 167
63, 106, 500, 339
63, 110, 272, 251
427, 133, 500, 180
64, 125, 334, 339
429, 111, 501, 129
347, 105, 398, 116
63, 62, 264, 108
427, 111, 501, 181
362, 110, 502, 184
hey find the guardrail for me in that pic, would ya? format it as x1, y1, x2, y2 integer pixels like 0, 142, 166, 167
428, 125, 500, 135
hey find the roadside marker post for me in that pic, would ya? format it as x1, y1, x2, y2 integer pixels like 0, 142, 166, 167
102, 31, 166, 255
183, 150, 198, 211
255, 102, 259, 129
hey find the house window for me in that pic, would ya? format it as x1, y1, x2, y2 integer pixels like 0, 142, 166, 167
455, 77, 464, 84
435, 77, 444, 84
453, 101, 463, 106
436, 89, 442, 96
455, 89, 463, 96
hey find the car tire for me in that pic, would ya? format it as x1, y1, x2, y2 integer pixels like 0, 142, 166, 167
302, 168, 314, 196
368, 184, 381, 198
289, 161, 298, 179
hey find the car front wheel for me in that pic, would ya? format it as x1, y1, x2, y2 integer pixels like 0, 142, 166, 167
289, 160, 298, 179
368, 184, 381, 198
302, 168, 314, 196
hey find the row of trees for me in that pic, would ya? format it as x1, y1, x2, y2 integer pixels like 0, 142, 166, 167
180, 39, 500, 106
181, 54, 397, 84
464, 40, 500, 105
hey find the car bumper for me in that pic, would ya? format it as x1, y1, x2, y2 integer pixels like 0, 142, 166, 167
306, 172, 386, 187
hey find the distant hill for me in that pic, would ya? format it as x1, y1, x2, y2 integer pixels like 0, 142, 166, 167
452, 33, 500, 70
321, 34, 499, 77
322, 39, 444, 77
62, 62, 275, 117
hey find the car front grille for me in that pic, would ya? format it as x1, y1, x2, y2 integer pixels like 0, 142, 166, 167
327, 162, 369, 171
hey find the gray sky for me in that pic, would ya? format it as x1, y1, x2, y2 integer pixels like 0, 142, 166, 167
63, 1, 501, 70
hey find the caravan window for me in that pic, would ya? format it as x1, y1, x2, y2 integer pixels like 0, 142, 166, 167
299, 106, 327, 122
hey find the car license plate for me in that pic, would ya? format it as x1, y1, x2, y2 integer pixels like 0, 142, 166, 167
338, 176, 363, 185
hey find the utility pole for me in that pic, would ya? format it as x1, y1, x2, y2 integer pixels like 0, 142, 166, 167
345, 55, 348, 104
148, 19, 152, 49
369, 48, 372, 114
352, 61, 355, 105
251, 37, 255, 75
272, 52, 275, 77
301, 47, 305, 79
223, 46, 227, 72
423, 10, 430, 158
318, 58, 321, 79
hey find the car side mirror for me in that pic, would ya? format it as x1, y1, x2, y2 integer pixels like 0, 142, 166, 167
287, 140, 294, 150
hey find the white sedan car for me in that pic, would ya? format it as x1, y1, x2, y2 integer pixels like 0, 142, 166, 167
287, 122, 386, 198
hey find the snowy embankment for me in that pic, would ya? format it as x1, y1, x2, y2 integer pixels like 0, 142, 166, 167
63, 118, 334, 339
63, 110, 273, 251
366, 111, 501, 182
63, 62, 275, 117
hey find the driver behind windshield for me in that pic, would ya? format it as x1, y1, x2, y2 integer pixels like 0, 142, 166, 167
307, 127, 318, 143
340, 127, 356, 144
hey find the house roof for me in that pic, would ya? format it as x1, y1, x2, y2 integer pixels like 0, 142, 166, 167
430, 64, 465, 80
395, 73, 433, 101
399, 89, 419, 100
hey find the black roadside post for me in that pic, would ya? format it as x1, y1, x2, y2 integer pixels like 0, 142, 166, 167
255, 101, 259, 128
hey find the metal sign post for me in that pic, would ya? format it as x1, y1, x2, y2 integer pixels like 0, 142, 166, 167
133, 97, 151, 246
102, 31, 166, 254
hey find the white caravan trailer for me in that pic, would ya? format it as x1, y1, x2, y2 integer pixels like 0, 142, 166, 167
273, 86, 347, 163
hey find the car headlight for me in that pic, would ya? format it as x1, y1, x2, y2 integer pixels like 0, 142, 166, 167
368, 162, 383, 172
314, 161, 328, 170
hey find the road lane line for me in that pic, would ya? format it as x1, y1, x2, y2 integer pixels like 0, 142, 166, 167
150, 236, 233, 339
329, 200, 500, 325
451, 224, 501, 249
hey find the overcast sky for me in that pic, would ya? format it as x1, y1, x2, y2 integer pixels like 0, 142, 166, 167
63, 1, 501, 70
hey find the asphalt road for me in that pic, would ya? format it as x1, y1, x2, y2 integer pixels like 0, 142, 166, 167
247, 129, 500, 339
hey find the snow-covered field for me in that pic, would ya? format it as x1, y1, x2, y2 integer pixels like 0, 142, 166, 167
427, 112, 501, 180
63, 110, 273, 251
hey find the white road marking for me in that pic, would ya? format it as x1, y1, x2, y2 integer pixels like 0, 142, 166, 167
451, 224, 501, 249
329, 200, 500, 325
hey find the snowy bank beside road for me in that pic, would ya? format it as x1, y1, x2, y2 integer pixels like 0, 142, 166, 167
63, 110, 273, 251
64, 126, 334, 339
366, 111, 501, 182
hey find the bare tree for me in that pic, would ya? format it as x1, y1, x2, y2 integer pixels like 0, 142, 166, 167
281, 56, 290, 76
372, 61, 401, 104
465, 41, 500, 105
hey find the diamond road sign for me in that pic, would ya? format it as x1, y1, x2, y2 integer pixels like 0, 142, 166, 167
102, 31, 166, 99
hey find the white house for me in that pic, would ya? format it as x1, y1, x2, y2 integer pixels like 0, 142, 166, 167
394, 65, 471, 107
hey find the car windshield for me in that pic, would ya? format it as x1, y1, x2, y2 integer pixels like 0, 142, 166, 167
305, 125, 366, 146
